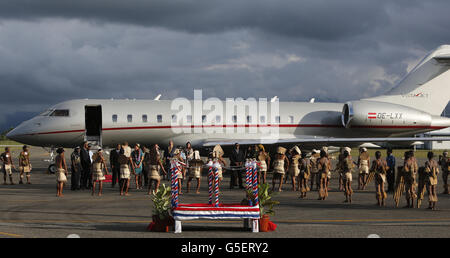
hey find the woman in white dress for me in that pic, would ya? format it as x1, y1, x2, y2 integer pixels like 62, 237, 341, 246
55, 148, 68, 197
272, 147, 289, 192
91, 149, 109, 196
186, 150, 204, 194
119, 149, 135, 196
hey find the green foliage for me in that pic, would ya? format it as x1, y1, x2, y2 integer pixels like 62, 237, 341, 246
247, 183, 280, 217
151, 184, 172, 220
0, 128, 13, 141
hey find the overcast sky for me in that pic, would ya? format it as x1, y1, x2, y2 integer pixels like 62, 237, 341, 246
1, 0, 450, 130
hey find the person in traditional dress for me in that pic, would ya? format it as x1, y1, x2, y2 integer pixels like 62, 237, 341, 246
424, 152, 439, 210
298, 151, 311, 198
257, 144, 270, 185
205, 147, 226, 193
403, 151, 418, 208
342, 148, 354, 203
165, 140, 175, 181
1, 147, 15, 185
91, 149, 109, 196
321, 147, 332, 191
288, 146, 301, 191
371, 151, 388, 206
336, 147, 346, 192
438, 151, 449, 194
146, 144, 167, 194
18, 145, 32, 184
186, 150, 204, 194
357, 147, 370, 190
55, 148, 68, 197
185, 142, 194, 164
272, 147, 289, 192
172, 148, 186, 194
212, 145, 226, 187
123, 142, 132, 158
309, 149, 320, 191
317, 150, 330, 200
184, 142, 194, 184
118, 149, 134, 196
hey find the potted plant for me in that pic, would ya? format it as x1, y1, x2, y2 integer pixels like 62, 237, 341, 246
246, 183, 279, 232
149, 184, 174, 232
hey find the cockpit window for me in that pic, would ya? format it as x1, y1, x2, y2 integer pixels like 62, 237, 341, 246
49, 109, 70, 117
39, 109, 53, 116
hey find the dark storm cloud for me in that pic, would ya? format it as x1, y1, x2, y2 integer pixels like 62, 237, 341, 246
0, 0, 389, 40
1, 1, 450, 130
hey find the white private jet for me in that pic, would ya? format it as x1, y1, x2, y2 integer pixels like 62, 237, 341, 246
7, 45, 450, 153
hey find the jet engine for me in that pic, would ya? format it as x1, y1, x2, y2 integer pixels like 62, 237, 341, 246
341, 100, 432, 132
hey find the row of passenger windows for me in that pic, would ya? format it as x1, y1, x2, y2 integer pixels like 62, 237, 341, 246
112, 114, 295, 124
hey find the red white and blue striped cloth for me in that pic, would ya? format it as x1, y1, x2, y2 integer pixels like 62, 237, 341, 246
172, 203, 260, 220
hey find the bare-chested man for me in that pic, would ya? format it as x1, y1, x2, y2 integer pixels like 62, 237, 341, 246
403, 151, 418, 208
438, 151, 449, 194
19, 145, 32, 184
298, 152, 311, 199
317, 150, 330, 200
357, 147, 370, 190
425, 152, 439, 210
342, 148, 354, 203
1, 147, 15, 185
371, 151, 388, 207
55, 148, 68, 197
309, 150, 320, 191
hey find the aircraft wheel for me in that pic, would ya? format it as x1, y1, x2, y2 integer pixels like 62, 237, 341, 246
48, 164, 57, 174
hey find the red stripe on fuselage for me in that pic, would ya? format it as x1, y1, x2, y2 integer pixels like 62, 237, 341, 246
30, 129, 85, 135
102, 124, 341, 131
21, 124, 447, 136
350, 125, 445, 129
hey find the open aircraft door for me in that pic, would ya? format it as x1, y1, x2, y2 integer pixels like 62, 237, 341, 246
84, 105, 102, 148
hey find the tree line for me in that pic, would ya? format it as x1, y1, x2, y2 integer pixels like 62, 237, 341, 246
0, 128, 13, 141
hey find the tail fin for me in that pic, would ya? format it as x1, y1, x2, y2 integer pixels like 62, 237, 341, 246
364, 45, 450, 116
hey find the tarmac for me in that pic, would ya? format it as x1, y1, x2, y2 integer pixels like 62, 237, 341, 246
0, 146, 449, 238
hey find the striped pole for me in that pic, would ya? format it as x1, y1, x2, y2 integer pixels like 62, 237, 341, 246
174, 161, 179, 208
244, 160, 253, 206
170, 160, 179, 208
252, 160, 259, 206
213, 161, 220, 207
245, 159, 251, 190
170, 160, 174, 207
208, 164, 213, 205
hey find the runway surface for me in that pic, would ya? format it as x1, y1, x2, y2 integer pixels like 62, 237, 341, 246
0, 147, 449, 238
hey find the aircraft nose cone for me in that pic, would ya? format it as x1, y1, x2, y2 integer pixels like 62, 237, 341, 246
6, 128, 19, 141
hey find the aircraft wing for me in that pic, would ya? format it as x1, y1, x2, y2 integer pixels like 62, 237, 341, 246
201, 136, 450, 147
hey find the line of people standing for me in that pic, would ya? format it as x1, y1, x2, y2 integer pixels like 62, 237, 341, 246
1, 145, 32, 185
4, 141, 449, 209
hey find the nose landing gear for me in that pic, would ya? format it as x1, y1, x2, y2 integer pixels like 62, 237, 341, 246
43, 147, 56, 174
